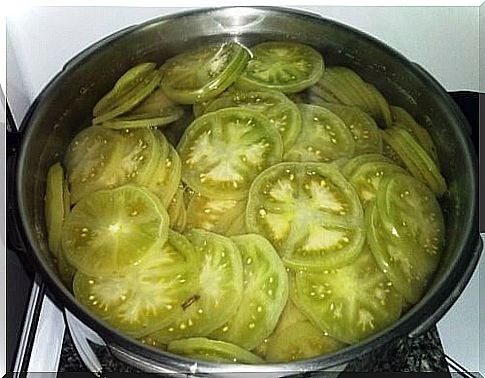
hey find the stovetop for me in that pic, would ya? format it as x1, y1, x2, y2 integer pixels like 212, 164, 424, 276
7, 91, 481, 376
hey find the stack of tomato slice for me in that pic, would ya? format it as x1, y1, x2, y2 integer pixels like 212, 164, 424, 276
43, 40, 447, 364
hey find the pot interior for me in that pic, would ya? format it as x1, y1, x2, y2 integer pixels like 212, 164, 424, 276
16, 6, 477, 372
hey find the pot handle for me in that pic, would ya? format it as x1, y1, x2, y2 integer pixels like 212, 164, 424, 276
6, 103, 27, 255
408, 234, 483, 338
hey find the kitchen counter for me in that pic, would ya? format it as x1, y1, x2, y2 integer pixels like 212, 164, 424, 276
59, 326, 449, 374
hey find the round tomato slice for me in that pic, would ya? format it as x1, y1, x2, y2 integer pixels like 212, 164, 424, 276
93, 69, 161, 125
341, 154, 394, 178
246, 162, 365, 270
291, 245, 403, 344
160, 42, 250, 104
236, 42, 324, 93
265, 321, 345, 362
307, 99, 383, 155
147, 141, 182, 208
93, 62, 157, 117
177, 107, 283, 200
150, 229, 243, 343
210, 234, 288, 350
101, 88, 184, 130
380, 129, 406, 168
73, 230, 197, 337
167, 184, 187, 233
368, 174, 445, 304
62, 185, 169, 277
284, 104, 355, 163
344, 155, 409, 205
65, 126, 124, 204
167, 337, 263, 364
57, 247, 76, 289
390, 106, 439, 164
203, 90, 302, 150
186, 193, 247, 236
45, 162, 66, 257
383, 127, 446, 196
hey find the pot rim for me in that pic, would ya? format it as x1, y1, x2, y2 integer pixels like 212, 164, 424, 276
15, 5, 480, 374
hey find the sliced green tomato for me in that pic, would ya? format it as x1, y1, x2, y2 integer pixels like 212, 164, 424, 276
139, 335, 167, 351
284, 104, 355, 163
167, 184, 187, 233
93, 69, 161, 125
150, 229, 243, 343
380, 129, 406, 168
177, 107, 283, 200
308, 84, 341, 104
390, 106, 439, 164
93, 62, 157, 117
117, 127, 163, 187
246, 162, 365, 271
160, 42, 250, 104
236, 42, 324, 93
45, 163, 66, 257
307, 99, 383, 155
368, 174, 444, 304
203, 90, 302, 150
314, 67, 391, 128
345, 156, 409, 204
57, 248, 77, 289
186, 193, 246, 236
147, 142, 182, 208
383, 127, 446, 196
291, 245, 403, 344
341, 154, 395, 179
167, 337, 263, 364
63, 185, 169, 277
210, 234, 288, 350
73, 230, 197, 337
65, 126, 124, 204
265, 321, 345, 362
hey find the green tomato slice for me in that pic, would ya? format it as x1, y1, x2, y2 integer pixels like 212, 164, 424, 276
65, 126, 124, 204
237, 42, 324, 93
167, 337, 263, 364
167, 184, 187, 233
246, 162, 365, 270
93, 69, 161, 125
307, 99, 383, 155
341, 154, 394, 178
45, 162, 66, 257
73, 230, 197, 337
204, 90, 302, 150
186, 193, 247, 236
210, 234, 289, 350
383, 127, 446, 196
147, 140, 182, 208
380, 129, 406, 168
284, 104, 355, 163
160, 42, 250, 104
344, 155, 409, 205
177, 107, 283, 200
101, 88, 184, 129
265, 321, 345, 362
150, 228, 243, 343
62, 184, 169, 277
291, 245, 403, 344
93, 62, 157, 117
390, 105, 439, 164
368, 174, 445, 304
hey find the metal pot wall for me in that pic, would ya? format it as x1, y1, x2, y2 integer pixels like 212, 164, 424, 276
7, 6, 481, 375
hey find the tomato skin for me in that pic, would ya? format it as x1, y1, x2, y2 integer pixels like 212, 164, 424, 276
237, 42, 324, 94
209, 234, 289, 350
246, 162, 365, 271
177, 107, 283, 200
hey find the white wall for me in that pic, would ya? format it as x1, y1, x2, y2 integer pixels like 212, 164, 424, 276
6, 6, 479, 122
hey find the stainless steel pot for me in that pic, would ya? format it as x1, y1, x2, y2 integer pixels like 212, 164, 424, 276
7, 6, 481, 375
